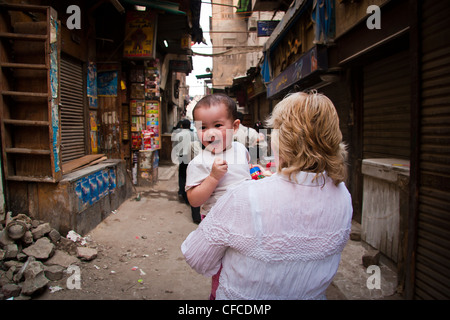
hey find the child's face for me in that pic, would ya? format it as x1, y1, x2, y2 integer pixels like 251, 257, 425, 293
194, 104, 239, 154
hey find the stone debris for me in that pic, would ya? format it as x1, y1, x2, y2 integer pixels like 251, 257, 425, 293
362, 248, 381, 268
45, 250, 79, 268
31, 223, 52, 240
76, 247, 98, 261
22, 237, 55, 260
0, 212, 98, 300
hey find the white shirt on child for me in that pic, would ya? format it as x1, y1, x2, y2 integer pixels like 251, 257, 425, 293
186, 141, 251, 215
181, 170, 353, 300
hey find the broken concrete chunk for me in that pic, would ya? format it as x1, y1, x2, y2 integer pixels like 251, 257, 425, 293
22, 231, 33, 245
48, 229, 61, 243
22, 237, 55, 260
350, 230, 361, 241
362, 249, 381, 268
76, 247, 98, 261
44, 264, 65, 281
4, 244, 19, 260
24, 261, 46, 280
0, 230, 14, 247
1, 283, 21, 299
21, 272, 49, 296
44, 249, 78, 268
32, 223, 52, 240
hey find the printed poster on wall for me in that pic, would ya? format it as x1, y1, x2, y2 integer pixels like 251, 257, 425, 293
87, 62, 98, 108
89, 111, 98, 154
123, 10, 157, 58
97, 71, 118, 97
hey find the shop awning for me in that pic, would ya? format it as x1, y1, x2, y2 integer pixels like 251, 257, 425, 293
196, 73, 212, 79
123, 0, 186, 15
236, 0, 251, 13
263, 0, 309, 52
266, 45, 327, 98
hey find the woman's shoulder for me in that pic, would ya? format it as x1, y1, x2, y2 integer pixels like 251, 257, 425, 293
334, 181, 352, 201
226, 174, 276, 198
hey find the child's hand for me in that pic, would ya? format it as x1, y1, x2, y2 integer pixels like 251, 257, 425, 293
210, 158, 228, 181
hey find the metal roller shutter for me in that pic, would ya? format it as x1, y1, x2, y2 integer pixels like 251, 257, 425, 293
60, 55, 86, 163
415, 0, 450, 300
363, 50, 410, 160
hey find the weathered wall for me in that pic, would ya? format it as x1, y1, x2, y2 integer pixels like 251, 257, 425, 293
334, 0, 390, 38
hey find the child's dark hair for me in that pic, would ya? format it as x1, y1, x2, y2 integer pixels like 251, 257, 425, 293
181, 119, 191, 129
193, 93, 238, 121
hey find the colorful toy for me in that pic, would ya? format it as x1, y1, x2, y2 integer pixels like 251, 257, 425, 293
250, 165, 266, 180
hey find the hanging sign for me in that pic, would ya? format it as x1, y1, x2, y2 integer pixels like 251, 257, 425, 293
267, 45, 327, 98
124, 10, 157, 58
257, 20, 279, 37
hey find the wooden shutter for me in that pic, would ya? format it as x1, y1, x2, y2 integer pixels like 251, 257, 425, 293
415, 0, 450, 300
60, 55, 86, 163
363, 50, 410, 159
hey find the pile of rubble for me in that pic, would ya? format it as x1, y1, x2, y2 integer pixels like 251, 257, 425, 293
0, 212, 98, 300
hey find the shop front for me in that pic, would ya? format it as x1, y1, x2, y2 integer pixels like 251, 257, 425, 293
0, 0, 200, 235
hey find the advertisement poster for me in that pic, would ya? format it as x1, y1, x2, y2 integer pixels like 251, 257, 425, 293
87, 62, 98, 108
89, 111, 98, 154
97, 71, 118, 97
123, 11, 157, 58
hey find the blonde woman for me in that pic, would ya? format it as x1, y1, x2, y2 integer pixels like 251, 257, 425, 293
181, 91, 353, 300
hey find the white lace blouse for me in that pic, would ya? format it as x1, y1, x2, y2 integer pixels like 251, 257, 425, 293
181, 171, 353, 300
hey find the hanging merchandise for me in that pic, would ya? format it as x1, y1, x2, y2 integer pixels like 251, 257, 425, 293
144, 100, 159, 150
141, 129, 154, 150
128, 63, 161, 186
145, 67, 160, 99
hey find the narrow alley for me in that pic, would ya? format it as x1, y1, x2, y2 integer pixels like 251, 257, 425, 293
31, 162, 399, 301
1, 0, 449, 300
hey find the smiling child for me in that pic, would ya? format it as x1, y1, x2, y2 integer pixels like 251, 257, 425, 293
186, 93, 251, 215
185, 93, 252, 300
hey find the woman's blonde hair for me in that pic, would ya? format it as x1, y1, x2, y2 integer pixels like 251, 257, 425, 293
266, 91, 348, 186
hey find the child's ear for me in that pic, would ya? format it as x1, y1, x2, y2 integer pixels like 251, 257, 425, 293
233, 119, 240, 133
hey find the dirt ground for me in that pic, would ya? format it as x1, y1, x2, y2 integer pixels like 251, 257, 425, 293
38, 164, 211, 300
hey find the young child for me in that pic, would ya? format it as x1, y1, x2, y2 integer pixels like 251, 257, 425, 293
185, 93, 251, 299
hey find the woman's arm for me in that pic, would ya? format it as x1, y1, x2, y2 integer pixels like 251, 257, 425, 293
181, 226, 227, 276
182, 189, 236, 276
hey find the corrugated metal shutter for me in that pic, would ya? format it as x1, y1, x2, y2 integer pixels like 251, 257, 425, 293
60, 55, 86, 163
415, 0, 450, 299
363, 51, 410, 159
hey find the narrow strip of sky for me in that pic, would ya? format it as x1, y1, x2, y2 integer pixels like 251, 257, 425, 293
186, 2, 212, 97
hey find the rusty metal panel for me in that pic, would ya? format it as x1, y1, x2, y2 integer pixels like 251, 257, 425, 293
363, 50, 410, 159
415, 0, 450, 300
60, 55, 85, 163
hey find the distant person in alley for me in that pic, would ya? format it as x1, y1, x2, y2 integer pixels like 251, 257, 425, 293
184, 93, 252, 299
171, 118, 201, 224
182, 91, 353, 299
233, 112, 259, 164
